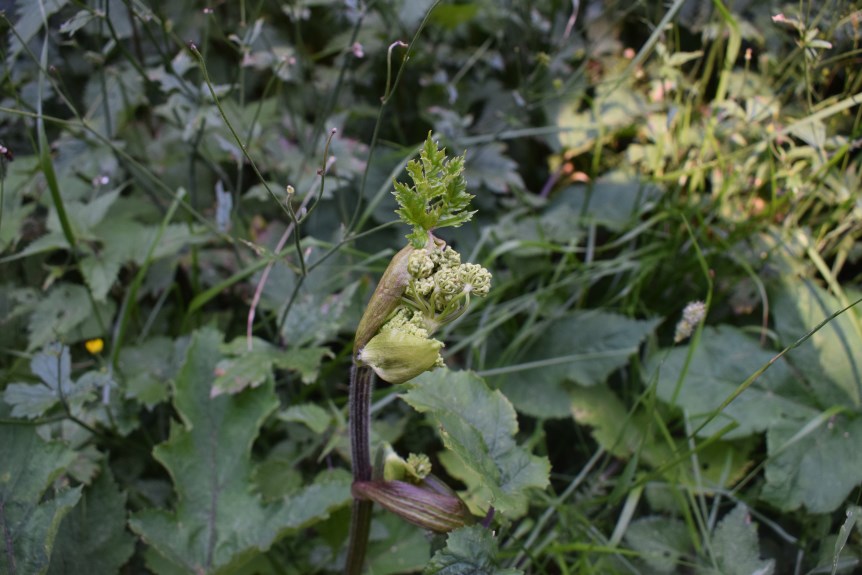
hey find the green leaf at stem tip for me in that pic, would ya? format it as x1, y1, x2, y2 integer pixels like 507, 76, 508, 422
401, 369, 550, 517
424, 525, 522, 575
393, 133, 476, 248
0, 424, 82, 575
128, 328, 344, 574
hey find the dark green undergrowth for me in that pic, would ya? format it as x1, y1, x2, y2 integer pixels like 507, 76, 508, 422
2, 0, 862, 573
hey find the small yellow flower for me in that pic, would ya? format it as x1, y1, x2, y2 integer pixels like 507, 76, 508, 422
85, 338, 104, 355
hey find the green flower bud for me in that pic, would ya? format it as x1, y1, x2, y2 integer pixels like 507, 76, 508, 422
407, 249, 435, 278
383, 450, 432, 483
431, 245, 461, 268
459, 263, 492, 296
358, 328, 443, 384
434, 267, 463, 296
411, 277, 435, 297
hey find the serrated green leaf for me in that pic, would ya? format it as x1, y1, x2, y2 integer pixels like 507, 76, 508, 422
624, 517, 690, 573
762, 415, 862, 513
4, 344, 96, 419
651, 326, 819, 439
48, 470, 134, 575
27, 283, 94, 351
424, 526, 521, 575
47, 189, 122, 239
128, 328, 338, 574
495, 310, 659, 418
771, 278, 862, 407
118, 337, 178, 408
402, 370, 549, 516
708, 505, 774, 575
80, 248, 124, 301
0, 425, 81, 575
212, 337, 332, 396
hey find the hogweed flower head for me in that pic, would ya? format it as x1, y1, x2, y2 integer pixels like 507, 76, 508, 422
354, 134, 491, 384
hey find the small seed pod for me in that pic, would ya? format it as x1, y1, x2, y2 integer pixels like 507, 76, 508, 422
357, 329, 443, 384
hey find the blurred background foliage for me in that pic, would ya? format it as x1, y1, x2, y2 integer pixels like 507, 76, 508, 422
2, 0, 862, 573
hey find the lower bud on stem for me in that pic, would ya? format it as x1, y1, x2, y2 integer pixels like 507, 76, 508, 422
351, 478, 474, 533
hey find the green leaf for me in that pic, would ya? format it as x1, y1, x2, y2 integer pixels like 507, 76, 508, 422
651, 325, 818, 439
495, 310, 659, 418
550, 172, 659, 232
4, 344, 96, 419
424, 526, 522, 575
279, 403, 333, 434
762, 415, 862, 513
128, 328, 339, 574
0, 425, 82, 575
7, 0, 70, 66
48, 470, 134, 575
211, 337, 332, 396
366, 514, 431, 575
393, 133, 475, 247
80, 247, 124, 302
570, 383, 755, 488
708, 505, 775, 575
771, 278, 862, 407
623, 517, 690, 573
27, 283, 94, 351
118, 337, 179, 408
402, 370, 550, 516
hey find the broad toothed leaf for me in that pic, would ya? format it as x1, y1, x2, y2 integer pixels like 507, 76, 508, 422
129, 328, 341, 574
0, 425, 81, 575
402, 370, 550, 516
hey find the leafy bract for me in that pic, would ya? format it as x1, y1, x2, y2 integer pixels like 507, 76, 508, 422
424, 526, 521, 575
393, 133, 475, 247
495, 310, 659, 418
0, 425, 82, 575
402, 370, 550, 516
128, 328, 343, 574
48, 470, 134, 575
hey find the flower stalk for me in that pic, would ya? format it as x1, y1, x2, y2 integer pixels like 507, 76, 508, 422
345, 134, 490, 574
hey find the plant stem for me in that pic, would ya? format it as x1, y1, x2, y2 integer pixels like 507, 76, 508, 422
345, 363, 374, 574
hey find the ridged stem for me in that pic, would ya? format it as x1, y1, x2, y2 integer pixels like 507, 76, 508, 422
345, 363, 374, 574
